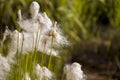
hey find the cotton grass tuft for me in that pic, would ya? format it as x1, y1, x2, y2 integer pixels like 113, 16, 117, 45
64, 62, 87, 80
34, 64, 53, 80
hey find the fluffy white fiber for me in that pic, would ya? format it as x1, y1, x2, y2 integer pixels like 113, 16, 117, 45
64, 62, 87, 80
0, 54, 10, 80
0, 1, 69, 79
34, 64, 53, 80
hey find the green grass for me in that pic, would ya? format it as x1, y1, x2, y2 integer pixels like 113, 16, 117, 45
1, 0, 120, 80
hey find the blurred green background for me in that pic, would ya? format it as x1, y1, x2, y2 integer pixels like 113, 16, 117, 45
0, 0, 120, 80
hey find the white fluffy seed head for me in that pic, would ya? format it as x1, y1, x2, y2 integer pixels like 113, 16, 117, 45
38, 12, 52, 34
42, 67, 53, 79
34, 64, 53, 80
0, 54, 10, 80
18, 9, 22, 21
71, 62, 81, 68
30, 1, 40, 19
35, 64, 42, 71
46, 21, 69, 46
25, 73, 31, 80
34, 64, 42, 78
64, 62, 86, 80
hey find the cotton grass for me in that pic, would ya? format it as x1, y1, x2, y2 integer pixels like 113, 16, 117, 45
64, 62, 87, 80
0, 1, 87, 80
0, 54, 10, 80
34, 64, 53, 80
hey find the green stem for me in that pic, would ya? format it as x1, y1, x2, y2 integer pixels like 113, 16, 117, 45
16, 32, 19, 80
40, 42, 46, 66
33, 30, 39, 64
115, 55, 120, 69
36, 29, 41, 50
29, 34, 35, 73
61, 71, 65, 80
18, 33, 24, 80
34, 30, 39, 51
48, 37, 53, 69
25, 54, 29, 73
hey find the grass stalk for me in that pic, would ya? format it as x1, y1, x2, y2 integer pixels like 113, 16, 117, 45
29, 34, 35, 73
48, 37, 54, 69
16, 32, 19, 80
18, 33, 24, 80
25, 54, 29, 73
40, 42, 46, 66
61, 70, 65, 80
33, 30, 39, 63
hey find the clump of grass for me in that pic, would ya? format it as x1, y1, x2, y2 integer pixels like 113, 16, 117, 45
0, 1, 77, 80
